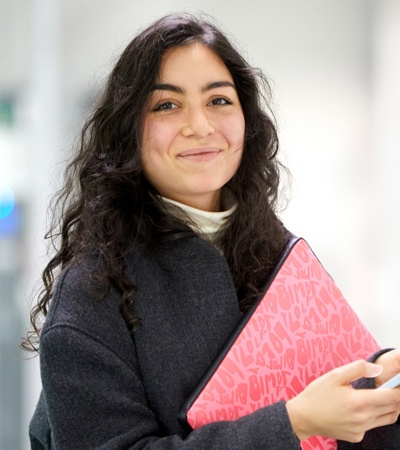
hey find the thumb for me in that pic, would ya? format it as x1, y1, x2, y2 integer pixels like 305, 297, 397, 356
332, 360, 383, 384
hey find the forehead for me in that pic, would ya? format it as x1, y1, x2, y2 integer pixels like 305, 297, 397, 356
157, 42, 234, 84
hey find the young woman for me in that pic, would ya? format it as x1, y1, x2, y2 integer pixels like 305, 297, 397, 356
25, 13, 400, 449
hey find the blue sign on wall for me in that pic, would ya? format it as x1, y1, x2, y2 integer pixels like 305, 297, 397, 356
0, 185, 21, 236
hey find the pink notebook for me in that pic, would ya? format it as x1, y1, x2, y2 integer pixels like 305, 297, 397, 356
178, 237, 381, 450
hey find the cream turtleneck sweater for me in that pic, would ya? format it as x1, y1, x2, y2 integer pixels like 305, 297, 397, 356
161, 190, 236, 244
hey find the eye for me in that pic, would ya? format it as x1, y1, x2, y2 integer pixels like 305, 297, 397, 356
209, 97, 233, 106
153, 101, 178, 112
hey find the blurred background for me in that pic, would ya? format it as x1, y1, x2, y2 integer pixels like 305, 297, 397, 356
0, 0, 399, 448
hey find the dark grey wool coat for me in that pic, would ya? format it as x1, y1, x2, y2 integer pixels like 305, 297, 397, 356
29, 236, 400, 449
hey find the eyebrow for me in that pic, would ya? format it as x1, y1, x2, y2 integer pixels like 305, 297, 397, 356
151, 80, 236, 94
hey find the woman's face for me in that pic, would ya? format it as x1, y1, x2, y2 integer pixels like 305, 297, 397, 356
141, 43, 245, 212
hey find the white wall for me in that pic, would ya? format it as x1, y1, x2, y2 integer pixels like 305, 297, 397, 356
370, 0, 400, 346
1, 1, 399, 448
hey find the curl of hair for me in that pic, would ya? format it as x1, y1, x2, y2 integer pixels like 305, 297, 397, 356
22, 12, 289, 352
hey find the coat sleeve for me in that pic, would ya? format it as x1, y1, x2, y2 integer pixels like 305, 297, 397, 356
36, 324, 301, 450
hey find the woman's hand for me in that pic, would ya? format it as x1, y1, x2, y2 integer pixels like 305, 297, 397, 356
374, 349, 400, 388
286, 360, 400, 443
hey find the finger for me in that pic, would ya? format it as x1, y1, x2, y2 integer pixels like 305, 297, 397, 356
361, 389, 400, 415
376, 349, 400, 373
375, 389, 400, 407
370, 409, 400, 429
330, 360, 383, 385
368, 399, 400, 416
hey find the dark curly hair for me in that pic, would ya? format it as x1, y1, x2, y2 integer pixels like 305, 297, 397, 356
23, 12, 289, 352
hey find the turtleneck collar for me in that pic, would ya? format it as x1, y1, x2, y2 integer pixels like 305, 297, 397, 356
161, 189, 237, 243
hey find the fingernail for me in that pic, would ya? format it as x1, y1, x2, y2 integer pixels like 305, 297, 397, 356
367, 363, 383, 377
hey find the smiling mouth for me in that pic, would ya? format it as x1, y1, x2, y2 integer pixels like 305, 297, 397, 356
178, 148, 221, 162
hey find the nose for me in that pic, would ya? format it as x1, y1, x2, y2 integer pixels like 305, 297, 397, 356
181, 107, 215, 138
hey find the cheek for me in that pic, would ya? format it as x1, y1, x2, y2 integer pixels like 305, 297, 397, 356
220, 115, 245, 148
141, 120, 179, 187
142, 119, 177, 158
141, 121, 161, 180
227, 115, 245, 171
